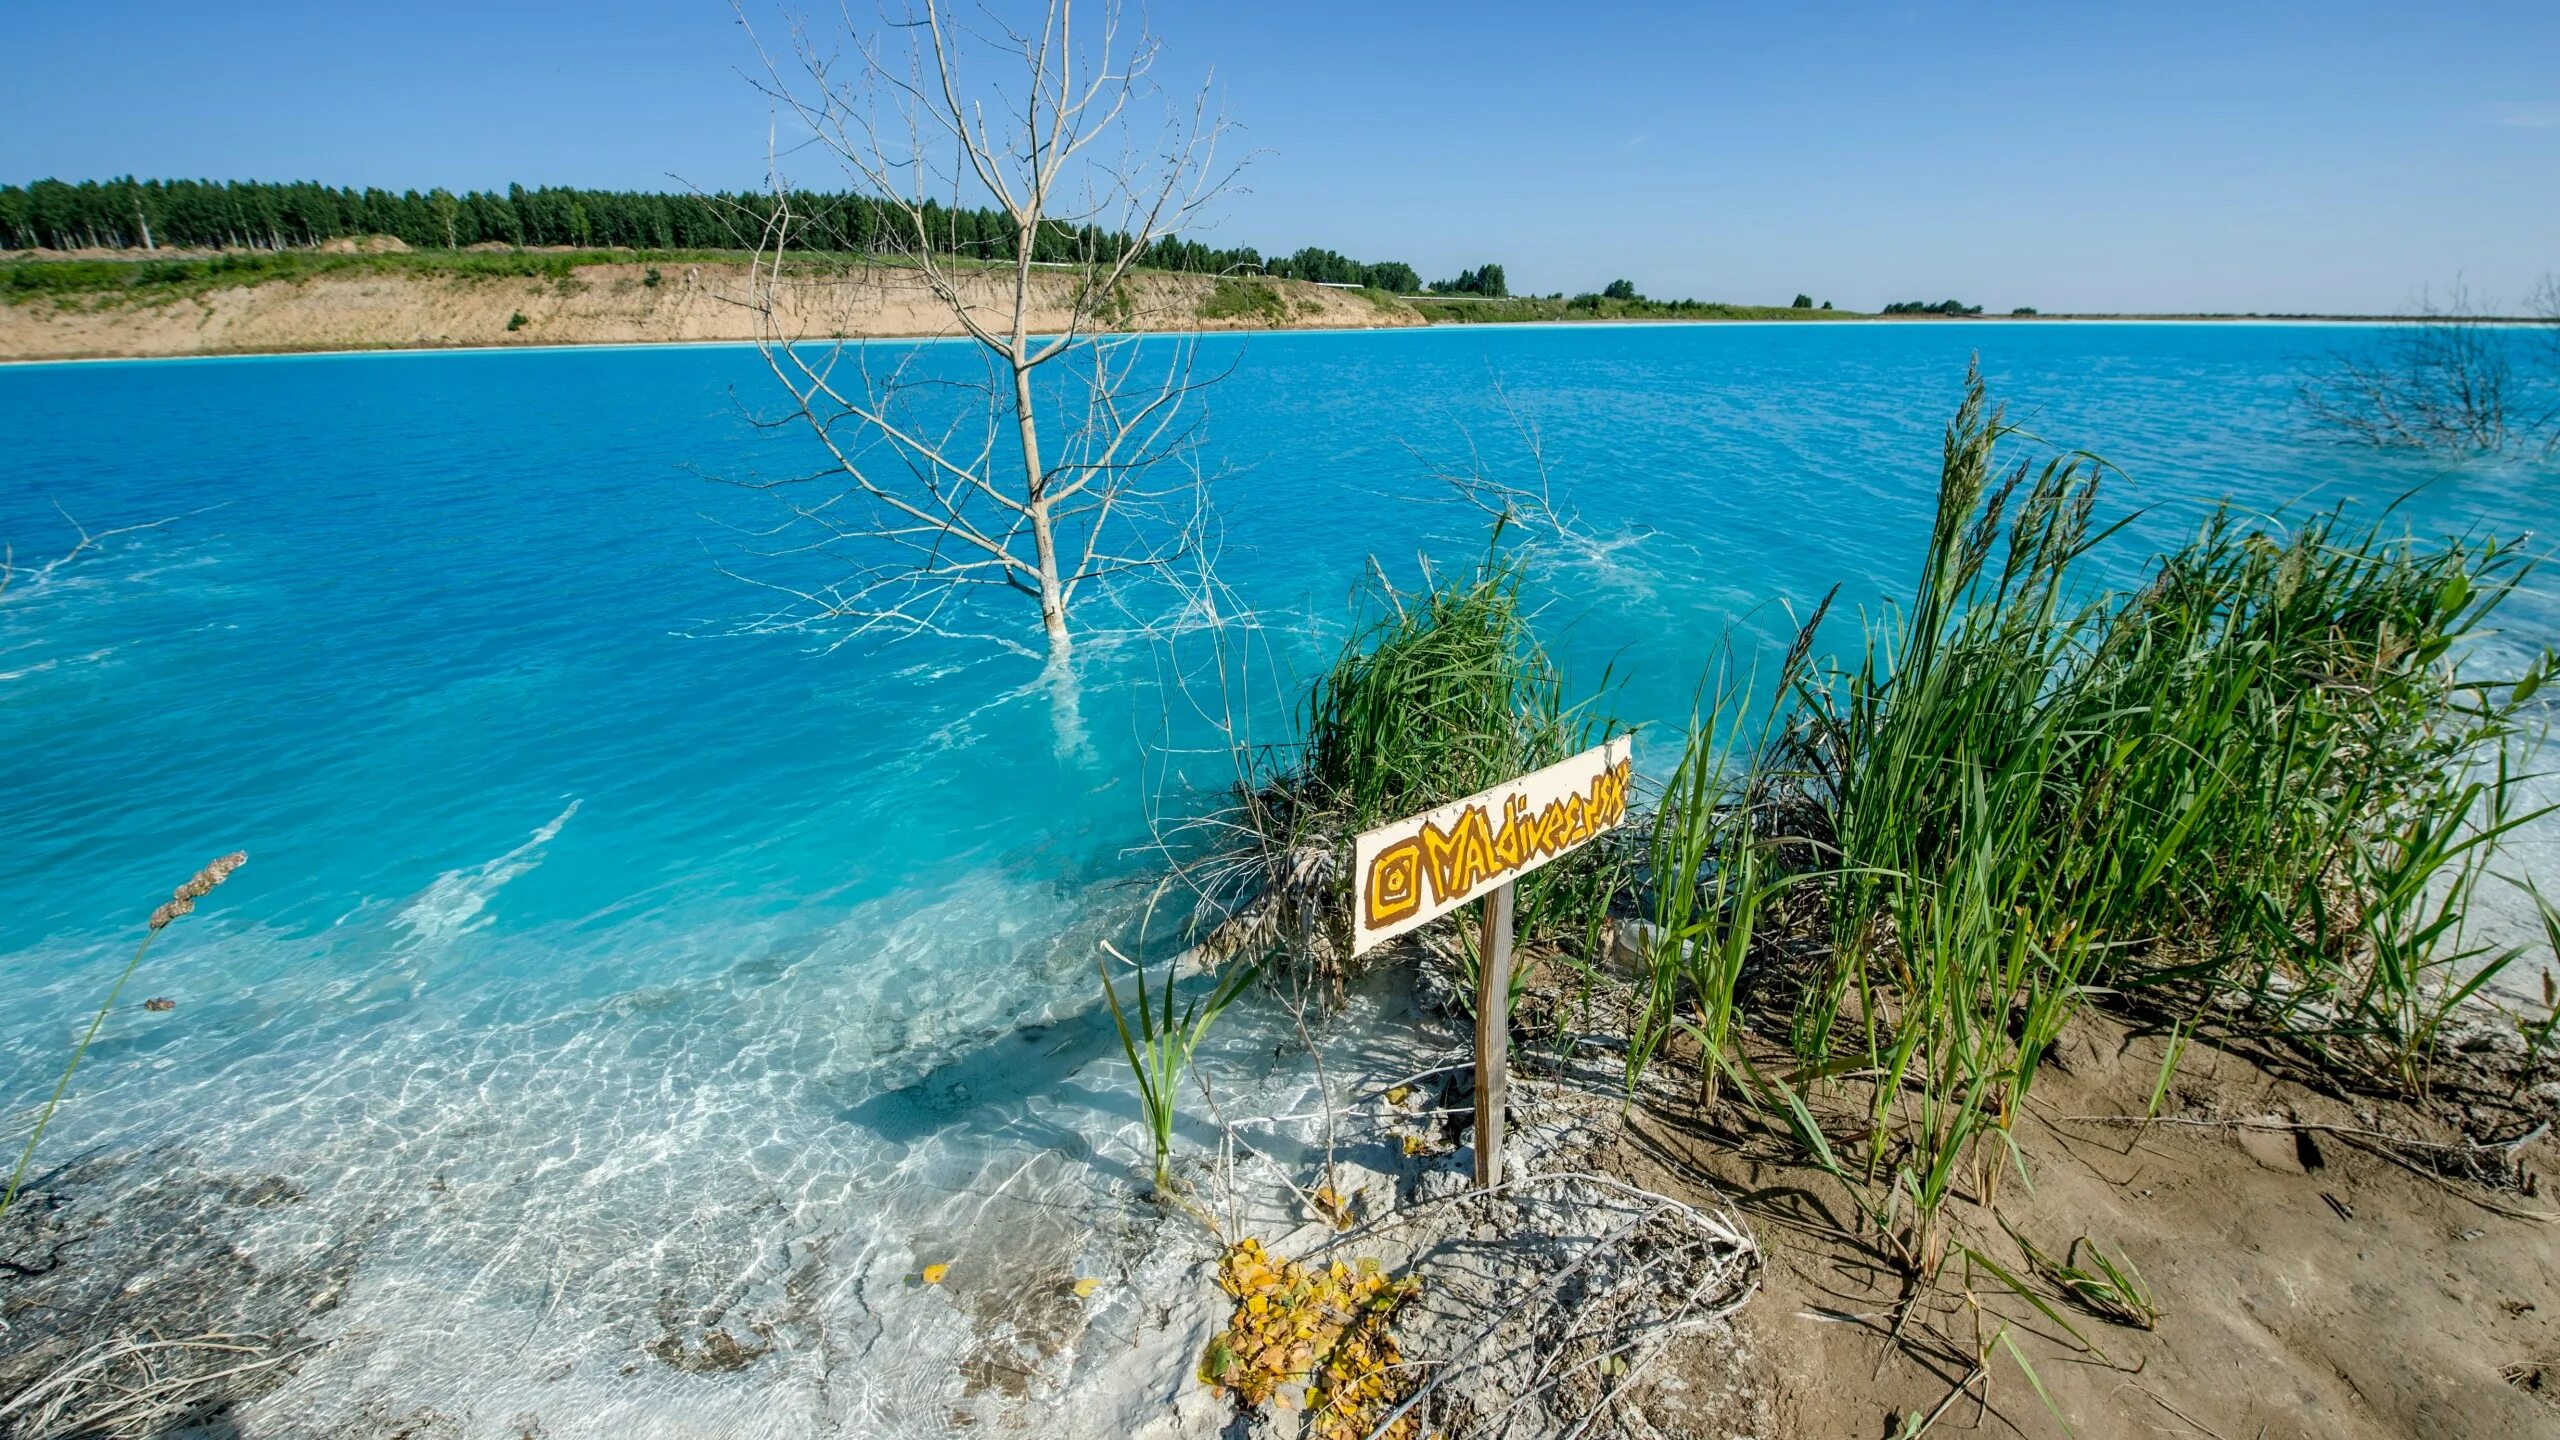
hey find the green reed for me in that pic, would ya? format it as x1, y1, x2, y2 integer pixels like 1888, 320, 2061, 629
1626, 621, 1826, 1106
1098, 919, 1259, 1195
1720, 364, 2548, 1274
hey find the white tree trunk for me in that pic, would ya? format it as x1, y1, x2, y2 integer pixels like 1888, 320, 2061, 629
1014, 363, 1071, 659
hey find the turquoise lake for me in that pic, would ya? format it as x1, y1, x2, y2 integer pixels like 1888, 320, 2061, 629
4, 321, 2556, 1432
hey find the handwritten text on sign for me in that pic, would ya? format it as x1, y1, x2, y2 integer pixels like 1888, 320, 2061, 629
1350, 736, 1634, 956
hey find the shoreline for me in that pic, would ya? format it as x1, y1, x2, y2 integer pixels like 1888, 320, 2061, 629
0, 312, 2518, 370
7, 250, 2545, 366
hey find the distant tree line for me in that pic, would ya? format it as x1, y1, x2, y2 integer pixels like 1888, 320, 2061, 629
1217, 242, 1422, 294
1434, 263, 1508, 297
1557, 281, 1843, 317
0, 177, 1431, 291
1882, 299, 1984, 315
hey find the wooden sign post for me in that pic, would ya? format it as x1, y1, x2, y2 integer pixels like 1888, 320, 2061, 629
1350, 736, 1633, 1187
1472, 879, 1515, 1188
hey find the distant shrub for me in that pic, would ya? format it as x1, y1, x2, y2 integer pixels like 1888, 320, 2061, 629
1820, 300, 1833, 310
1792, 293, 1813, 309
643, 266, 663, 288
2013, 306, 2039, 316
1883, 299, 1984, 316
506, 311, 529, 331
1603, 279, 1639, 301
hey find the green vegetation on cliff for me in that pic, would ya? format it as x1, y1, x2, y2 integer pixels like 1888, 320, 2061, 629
2, 247, 730, 307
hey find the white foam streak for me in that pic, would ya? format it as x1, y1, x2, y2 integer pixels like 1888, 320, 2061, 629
393, 799, 581, 951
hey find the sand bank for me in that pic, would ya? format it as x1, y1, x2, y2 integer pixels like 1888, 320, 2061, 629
0, 263, 1422, 363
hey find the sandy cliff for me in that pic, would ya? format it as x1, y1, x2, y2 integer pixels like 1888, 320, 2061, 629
0, 262, 1422, 362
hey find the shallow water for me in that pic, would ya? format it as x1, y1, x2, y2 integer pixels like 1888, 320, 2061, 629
3, 322, 2556, 1432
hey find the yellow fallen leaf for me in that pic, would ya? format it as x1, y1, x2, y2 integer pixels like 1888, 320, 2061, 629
1073, 1277, 1101, 1298
1385, 1085, 1410, 1105
921, 1263, 950, 1285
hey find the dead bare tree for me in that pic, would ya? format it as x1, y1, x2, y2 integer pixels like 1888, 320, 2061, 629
725, 0, 1245, 668
2302, 280, 2559, 455
1391, 384, 1664, 590
1, 503, 212, 604
1400, 383, 1589, 544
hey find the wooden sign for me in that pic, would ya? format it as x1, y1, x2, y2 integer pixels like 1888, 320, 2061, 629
1348, 736, 1634, 1186
1349, 735, 1634, 957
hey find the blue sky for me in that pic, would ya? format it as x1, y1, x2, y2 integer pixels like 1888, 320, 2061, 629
6, 1, 2554, 313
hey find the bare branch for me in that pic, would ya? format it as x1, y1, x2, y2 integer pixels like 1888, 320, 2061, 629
0, 503, 222, 603
2301, 278, 2560, 455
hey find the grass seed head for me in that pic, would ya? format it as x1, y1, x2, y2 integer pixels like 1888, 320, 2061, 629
149, 851, 247, 930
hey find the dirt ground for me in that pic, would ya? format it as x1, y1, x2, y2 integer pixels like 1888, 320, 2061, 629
1577, 1006, 2560, 1439
0, 261, 1422, 363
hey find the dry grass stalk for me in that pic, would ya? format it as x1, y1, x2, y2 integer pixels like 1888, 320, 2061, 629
0, 1332, 314, 1439
1, 851, 247, 1219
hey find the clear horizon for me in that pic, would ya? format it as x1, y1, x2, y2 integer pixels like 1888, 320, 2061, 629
5, 0, 2554, 314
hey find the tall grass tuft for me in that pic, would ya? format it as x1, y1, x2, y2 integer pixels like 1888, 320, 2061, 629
2051, 495, 2547, 1056
1302, 545, 1582, 833
1789, 369, 2545, 1042
1227, 539, 1627, 981
1722, 364, 2543, 1273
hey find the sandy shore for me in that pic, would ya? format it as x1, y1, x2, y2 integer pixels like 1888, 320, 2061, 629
0, 263, 1423, 363
8, 254, 2501, 366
